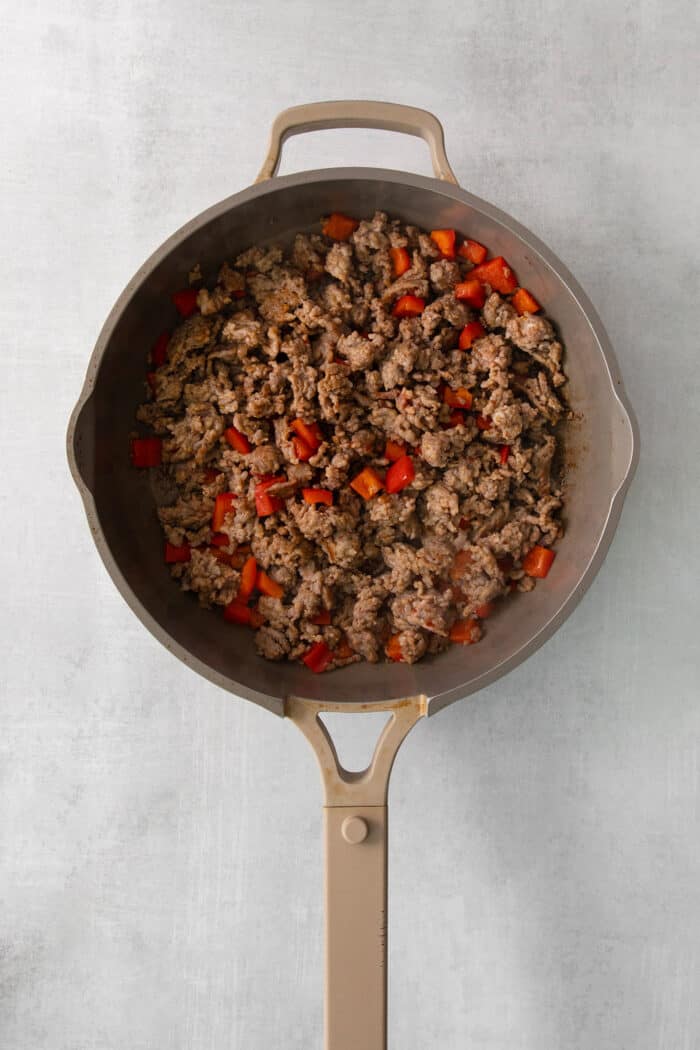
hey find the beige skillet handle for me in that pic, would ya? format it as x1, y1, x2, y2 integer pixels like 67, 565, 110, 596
286, 695, 427, 1050
255, 100, 458, 184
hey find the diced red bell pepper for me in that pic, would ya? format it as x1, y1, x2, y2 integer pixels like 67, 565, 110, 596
224, 426, 252, 454
392, 294, 426, 318
522, 545, 556, 578
217, 543, 250, 570
385, 635, 404, 662
499, 445, 510, 465
130, 437, 162, 468
254, 476, 285, 517
302, 640, 333, 673
237, 555, 258, 601
454, 279, 486, 309
449, 618, 482, 644
164, 541, 191, 563
458, 239, 488, 265
311, 609, 331, 626
385, 454, 415, 494
384, 439, 406, 463
390, 247, 411, 277
458, 517, 470, 530
256, 569, 284, 599
292, 435, 313, 462
322, 213, 359, 241
151, 330, 170, 367
445, 409, 465, 429
450, 549, 473, 580
223, 601, 252, 625
212, 492, 237, 531
334, 634, 354, 660
467, 256, 518, 294
442, 385, 473, 409
302, 488, 333, 506
475, 415, 492, 431
208, 546, 235, 566
202, 468, 220, 483
291, 418, 323, 452
210, 532, 229, 547
172, 288, 199, 317
350, 467, 384, 500
430, 229, 456, 258
249, 606, 265, 629
146, 372, 158, 395
512, 287, 541, 315
475, 602, 495, 619
458, 321, 486, 350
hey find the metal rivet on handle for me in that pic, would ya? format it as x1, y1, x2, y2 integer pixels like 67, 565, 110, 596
341, 816, 369, 844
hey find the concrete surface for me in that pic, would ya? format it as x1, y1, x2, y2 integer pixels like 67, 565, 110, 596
1, 1, 699, 1047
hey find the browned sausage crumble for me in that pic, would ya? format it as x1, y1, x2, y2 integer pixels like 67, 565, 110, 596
135, 211, 568, 671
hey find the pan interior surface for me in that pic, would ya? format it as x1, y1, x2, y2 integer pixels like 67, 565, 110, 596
69, 170, 636, 714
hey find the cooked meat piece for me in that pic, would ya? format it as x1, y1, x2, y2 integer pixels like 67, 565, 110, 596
482, 292, 517, 330
134, 210, 567, 671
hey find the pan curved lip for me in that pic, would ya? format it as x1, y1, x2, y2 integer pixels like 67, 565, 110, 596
66, 165, 638, 718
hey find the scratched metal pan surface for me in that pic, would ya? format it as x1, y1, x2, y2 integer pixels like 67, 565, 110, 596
67, 156, 637, 717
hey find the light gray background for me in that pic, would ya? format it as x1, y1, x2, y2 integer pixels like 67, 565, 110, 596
1, 1, 698, 1047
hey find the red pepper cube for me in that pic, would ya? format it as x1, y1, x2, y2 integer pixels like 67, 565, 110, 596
499, 445, 510, 465
445, 409, 466, 429
390, 247, 411, 276
449, 618, 482, 644
256, 569, 284, 599
302, 487, 333, 506
164, 541, 191, 563
522, 545, 556, 578
172, 288, 199, 317
350, 467, 384, 500
385, 635, 404, 662
151, 330, 170, 367
291, 418, 323, 451
442, 385, 473, 410
224, 426, 252, 454
223, 601, 252, 625
292, 435, 314, 462
254, 476, 285, 517
458, 322, 486, 350
302, 640, 333, 673
212, 492, 236, 531
454, 279, 485, 309
475, 415, 492, 431
512, 287, 541, 315
384, 455, 415, 495
430, 229, 456, 258
238, 556, 258, 601
384, 439, 406, 463
311, 609, 331, 626
467, 256, 518, 294
130, 437, 162, 468
392, 294, 425, 318
322, 213, 359, 241
458, 239, 488, 265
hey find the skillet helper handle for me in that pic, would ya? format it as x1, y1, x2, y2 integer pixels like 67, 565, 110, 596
255, 100, 458, 185
286, 695, 427, 1050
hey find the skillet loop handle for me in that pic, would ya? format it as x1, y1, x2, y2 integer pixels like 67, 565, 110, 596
255, 100, 458, 185
286, 695, 426, 1050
